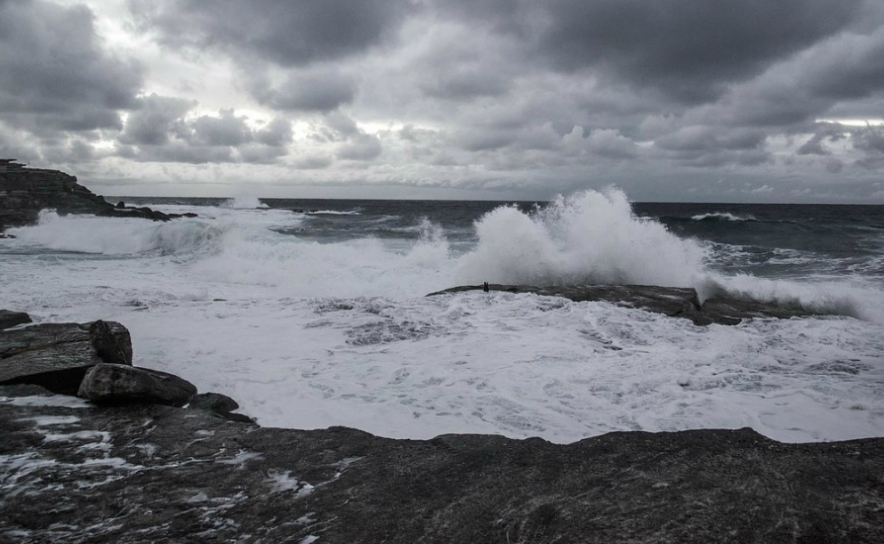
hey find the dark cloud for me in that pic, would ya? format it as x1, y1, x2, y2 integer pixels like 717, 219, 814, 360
131, 0, 414, 67
0, 0, 142, 132
533, 0, 863, 102
250, 69, 356, 112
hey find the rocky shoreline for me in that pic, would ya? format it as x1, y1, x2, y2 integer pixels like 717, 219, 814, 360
2, 311, 883, 543
0, 159, 194, 233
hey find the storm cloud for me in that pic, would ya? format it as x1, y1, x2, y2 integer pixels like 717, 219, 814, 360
3, 0, 884, 201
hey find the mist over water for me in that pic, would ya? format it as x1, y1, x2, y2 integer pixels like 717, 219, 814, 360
3, 190, 884, 444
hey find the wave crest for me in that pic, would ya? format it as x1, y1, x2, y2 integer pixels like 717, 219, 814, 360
456, 189, 707, 287
10, 211, 225, 255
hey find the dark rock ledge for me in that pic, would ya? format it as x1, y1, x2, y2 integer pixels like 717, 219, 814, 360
0, 159, 195, 233
428, 284, 818, 325
3, 312, 883, 543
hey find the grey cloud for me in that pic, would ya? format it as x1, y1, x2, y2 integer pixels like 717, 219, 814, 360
131, 0, 414, 67
117, 99, 293, 164
256, 117, 294, 147
0, 0, 142, 132
689, 28, 884, 129
797, 123, 846, 155
119, 95, 195, 146
250, 69, 356, 112
337, 133, 383, 161
853, 126, 884, 156
533, 0, 862, 102
191, 109, 253, 147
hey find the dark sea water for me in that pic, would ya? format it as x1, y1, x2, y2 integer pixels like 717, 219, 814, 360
4, 190, 883, 443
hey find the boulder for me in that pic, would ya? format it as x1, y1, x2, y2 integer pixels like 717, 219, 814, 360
0, 320, 132, 395
0, 309, 31, 330
78, 363, 197, 407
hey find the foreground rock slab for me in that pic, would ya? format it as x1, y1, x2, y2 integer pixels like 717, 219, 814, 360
428, 284, 817, 325
1, 388, 881, 544
0, 320, 132, 395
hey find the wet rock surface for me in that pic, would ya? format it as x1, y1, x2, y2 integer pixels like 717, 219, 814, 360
1, 385, 882, 544
0, 159, 193, 231
428, 284, 817, 325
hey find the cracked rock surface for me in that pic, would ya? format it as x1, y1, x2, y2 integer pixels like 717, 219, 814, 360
2, 385, 882, 544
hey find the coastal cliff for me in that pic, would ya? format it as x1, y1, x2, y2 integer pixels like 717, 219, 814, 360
0, 159, 190, 232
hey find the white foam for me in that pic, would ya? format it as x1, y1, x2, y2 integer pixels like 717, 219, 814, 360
456, 189, 707, 288
221, 196, 268, 209
8, 211, 225, 255
691, 212, 756, 222
2, 191, 883, 445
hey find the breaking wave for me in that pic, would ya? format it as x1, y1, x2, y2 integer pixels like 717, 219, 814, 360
9, 211, 225, 255
456, 189, 707, 288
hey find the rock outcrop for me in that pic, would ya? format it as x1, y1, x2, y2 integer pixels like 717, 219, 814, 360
428, 284, 817, 325
0, 159, 193, 232
1, 385, 882, 543
0, 310, 31, 331
0, 320, 133, 395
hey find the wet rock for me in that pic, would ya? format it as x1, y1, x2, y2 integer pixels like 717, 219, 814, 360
0, 309, 31, 330
78, 363, 197, 407
0, 396, 882, 543
0, 320, 132, 395
428, 284, 817, 325
187, 392, 253, 422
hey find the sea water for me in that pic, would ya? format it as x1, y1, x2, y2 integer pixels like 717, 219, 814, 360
1, 189, 883, 443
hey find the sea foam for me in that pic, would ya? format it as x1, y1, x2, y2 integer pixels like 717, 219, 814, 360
457, 189, 707, 288
9, 211, 225, 255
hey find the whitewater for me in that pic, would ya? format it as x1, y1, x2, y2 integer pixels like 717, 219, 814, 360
1, 190, 883, 443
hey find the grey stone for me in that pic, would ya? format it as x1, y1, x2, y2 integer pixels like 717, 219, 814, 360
0, 309, 31, 330
0, 397, 882, 543
428, 284, 818, 325
0, 320, 132, 395
78, 363, 197, 407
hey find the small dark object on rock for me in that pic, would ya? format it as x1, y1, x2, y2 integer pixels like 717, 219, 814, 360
78, 363, 197, 407
0, 309, 31, 330
189, 392, 239, 413
483, 282, 489, 292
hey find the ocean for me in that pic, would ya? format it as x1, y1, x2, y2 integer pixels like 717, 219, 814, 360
1, 189, 883, 443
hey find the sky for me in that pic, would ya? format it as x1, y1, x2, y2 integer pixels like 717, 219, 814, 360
2, 0, 884, 202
